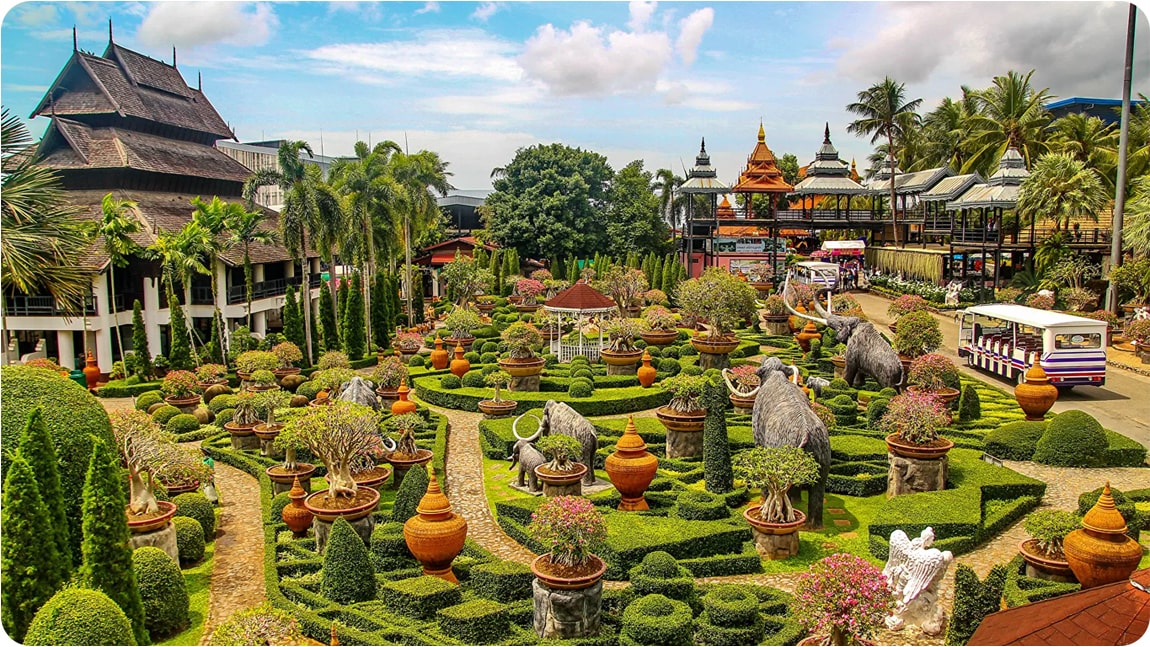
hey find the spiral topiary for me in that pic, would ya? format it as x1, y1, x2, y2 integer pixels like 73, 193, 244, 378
132, 546, 190, 638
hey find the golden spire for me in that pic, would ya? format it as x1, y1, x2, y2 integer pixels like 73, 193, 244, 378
758, 121, 766, 143
616, 414, 647, 452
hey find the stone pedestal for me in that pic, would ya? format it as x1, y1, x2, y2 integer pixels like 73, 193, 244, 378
542, 481, 582, 497
1025, 562, 1077, 584
764, 321, 790, 337
833, 364, 845, 380
696, 352, 730, 371
271, 476, 312, 496
751, 528, 799, 560
732, 403, 754, 415
510, 375, 541, 392
606, 362, 638, 376
130, 522, 179, 564
313, 514, 376, 554
666, 429, 703, 459
259, 438, 283, 459
533, 579, 602, 639
887, 454, 947, 497
230, 434, 261, 451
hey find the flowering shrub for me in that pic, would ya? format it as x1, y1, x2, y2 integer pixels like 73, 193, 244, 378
1024, 510, 1080, 559
193, 364, 224, 382
811, 401, 837, 430
594, 267, 649, 315
271, 341, 302, 369
1062, 287, 1098, 312
744, 262, 775, 283
236, 350, 277, 374
878, 391, 951, 445
205, 602, 303, 646
528, 495, 607, 567
763, 294, 788, 316
660, 373, 709, 412
644, 288, 668, 306
734, 446, 820, 523
794, 553, 893, 645
477, 295, 498, 305
892, 310, 942, 358
372, 356, 408, 389
24, 358, 64, 373
515, 278, 546, 304
162, 370, 199, 398
787, 281, 815, 307
536, 434, 583, 472
907, 353, 959, 392
250, 369, 276, 386
676, 268, 758, 338
1026, 292, 1055, 310
501, 322, 543, 359
1083, 309, 1122, 328
831, 293, 865, 318
317, 350, 351, 371
887, 294, 929, 319
310, 368, 356, 394
996, 287, 1023, 303
643, 305, 676, 331
603, 318, 642, 352
394, 331, 425, 352
868, 274, 978, 304
530, 269, 552, 282
729, 364, 760, 393
443, 307, 482, 339
1125, 318, 1150, 344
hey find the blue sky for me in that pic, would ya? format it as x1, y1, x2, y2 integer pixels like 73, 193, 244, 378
2, 1, 1147, 189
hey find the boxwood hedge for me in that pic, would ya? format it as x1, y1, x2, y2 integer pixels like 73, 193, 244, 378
620, 594, 693, 646
436, 599, 509, 644
380, 575, 462, 619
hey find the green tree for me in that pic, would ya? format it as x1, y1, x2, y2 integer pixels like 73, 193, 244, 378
390, 149, 454, 322
167, 286, 194, 371
320, 517, 375, 604
19, 409, 72, 568
946, 563, 1007, 645
701, 381, 733, 493
964, 70, 1053, 175
371, 272, 390, 352
1122, 176, 1150, 256
486, 144, 613, 260
319, 282, 340, 352
917, 91, 979, 171
204, 309, 225, 365
1016, 153, 1109, 233
147, 226, 207, 365
343, 274, 367, 359
283, 285, 306, 361
224, 203, 278, 328
1, 453, 66, 642
338, 279, 350, 344
97, 193, 141, 363
660, 254, 674, 294
130, 300, 152, 379
846, 76, 923, 247
79, 437, 149, 645
654, 168, 686, 234
189, 196, 237, 366
606, 160, 671, 256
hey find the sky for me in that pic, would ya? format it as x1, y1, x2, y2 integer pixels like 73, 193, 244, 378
2, 1, 1148, 190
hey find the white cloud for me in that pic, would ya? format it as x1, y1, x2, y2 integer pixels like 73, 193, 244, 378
416, 2, 440, 15
628, 1, 657, 32
519, 20, 673, 96
471, 2, 503, 22
304, 29, 522, 82
137, 2, 278, 49
655, 78, 753, 112
9, 3, 58, 27
675, 8, 713, 65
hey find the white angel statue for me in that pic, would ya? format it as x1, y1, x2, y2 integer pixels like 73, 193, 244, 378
883, 527, 953, 636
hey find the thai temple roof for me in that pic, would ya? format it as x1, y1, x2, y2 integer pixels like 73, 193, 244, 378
716, 195, 737, 219
679, 138, 729, 194
731, 123, 793, 194
947, 147, 1031, 210
792, 124, 868, 196
920, 172, 986, 202
868, 154, 905, 185
868, 166, 953, 195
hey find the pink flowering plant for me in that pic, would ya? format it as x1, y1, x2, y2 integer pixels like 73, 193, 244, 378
24, 358, 64, 373
787, 281, 815, 307
643, 305, 677, 332
272, 341, 303, 369
794, 553, 894, 645
527, 495, 607, 567
530, 269, 553, 282
907, 353, 959, 392
878, 392, 952, 445
1026, 292, 1055, 310
1125, 318, 1150, 344
887, 294, 928, 319
195, 363, 227, 383
394, 331, 425, 352
729, 364, 761, 394
501, 322, 543, 359
515, 278, 546, 304
162, 370, 200, 398
644, 288, 668, 306
372, 356, 409, 389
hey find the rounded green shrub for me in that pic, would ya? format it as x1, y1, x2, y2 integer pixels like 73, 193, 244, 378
681, 364, 703, 376
23, 588, 135, 646
480, 364, 499, 376
568, 381, 593, 398
294, 381, 320, 400
132, 546, 189, 638
479, 352, 498, 364
207, 393, 238, 413
136, 391, 164, 412
620, 594, 693, 646
462, 371, 486, 388
151, 405, 181, 426
675, 490, 728, 520
878, 387, 899, 398
270, 492, 292, 523
165, 414, 201, 434
958, 384, 981, 421
172, 492, 215, 541
985, 421, 1047, 461
634, 339, 648, 349
214, 408, 235, 426
679, 344, 697, 357
1033, 410, 1106, 467
701, 584, 759, 625
440, 374, 462, 389
464, 351, 481, 364
572, 368, 595, 380
481, 342, 499, 354
629, 552, 697, 610
866, 397, 890, 429
173, 516, 205, 565
570, 354, 589, 364
409, 354, 427, 368
661, 346, 680, 359
322, 517, 376, 604
645, 346, 662, 359
542, 354, 558, 367
659, 358, 681, 375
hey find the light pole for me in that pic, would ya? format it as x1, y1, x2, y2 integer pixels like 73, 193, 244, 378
1108, 4, 1137, 313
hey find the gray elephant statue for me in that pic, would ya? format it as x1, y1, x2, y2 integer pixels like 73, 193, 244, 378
516, 401, 599, 485
722, 356, 830, 528
508, 413, 547, 492
337, 376, 380, 410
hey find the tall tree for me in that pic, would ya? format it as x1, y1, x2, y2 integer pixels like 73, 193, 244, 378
224, 203, 278, 328
919, 90, 979, 171
147, 226, 207, 363
1016, 153, 1109, 233
319, 282, 340, 352
97, 193, 141, 363
130, 299, 152, 378
965, 70, 1053, 175
283, 285, 305, 359
390, 150, 453, 321
1, 453, 65, 642
1051, 113, 1117, 181
167, 286, 194, 370
18, 409, 71, 567
606, 160, 671, 256
655, 168, 686, 234
1122, 176, 1150, 256
846, 77, 923, 247
342, 273, 366, 359
371, 272, 390, 352
189, 196, 235, 365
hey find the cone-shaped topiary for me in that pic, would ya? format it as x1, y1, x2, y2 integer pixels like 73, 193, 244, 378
167, 287, 194, 371
173, 516, 206, 565
958, 384, 981, 422
320, 282, 340, 352
1, 453, 66, 642
393, 460, 430, 523
131, 299, 153, 379
132, 547, 189, 638
24, 588, 137, 646
344, 273, 367, 359
79, 437, 149, 645
946, 563, 1007, 645
172, 492, 215, 542
701, 380, 733, 494
372, 271, 391, 351
321, 517, 376, 604
1033, 410, 1107, 467
18, 407, 72, 569
283, 286, 306, 364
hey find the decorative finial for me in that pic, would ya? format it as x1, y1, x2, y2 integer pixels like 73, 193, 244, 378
73, 26, 78, 51
758, 121, 765, 142
172, 46, 177, 68
108, 18, 113, 44
700, 137, 706, 154
823, 122, 831, 144
330, 622, 339, 646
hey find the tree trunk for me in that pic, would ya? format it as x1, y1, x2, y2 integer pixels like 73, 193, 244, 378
328, 459, 356, 497
245, 245, 254, 329
284, 446, 297, 472
128, 470, 159, 515
405, 212, 414, 323
363, 208, 375, 350
889, 131, 901, 248
108, 263, 125, 366
300, 231, 314, 365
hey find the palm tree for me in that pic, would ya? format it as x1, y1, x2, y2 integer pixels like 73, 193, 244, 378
97, 193, 140, 363
224, 204, 278, 328
1051, 113, 1117, 183
147, 225, 209, 356
1121, 176, 1150, 257
389, 150, 453, 321
1016, 153, 1109, 233
655, 168, 686, 235
189, 196, 235, 363
846, 77, 923, 246
919, 90, 978, 170
964, 70, 1053, 175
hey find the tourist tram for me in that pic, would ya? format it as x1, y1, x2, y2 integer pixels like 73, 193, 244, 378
956, 304, 1107, 388
792, 261, 840, 291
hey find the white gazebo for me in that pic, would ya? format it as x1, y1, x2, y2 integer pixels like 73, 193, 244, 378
542, 282, 617, 363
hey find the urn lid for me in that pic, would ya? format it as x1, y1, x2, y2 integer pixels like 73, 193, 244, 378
801, 321, 818, 333
1023, 363, 1051, 384
641, 349, 651, 363
615, 415, 647, 452
1081, 482, 1128, 534
397, 379, 410, 397
416, 465, 453, 517
289, 475, 307, 501
454, 342, 465, 358
434, 334, 444, 348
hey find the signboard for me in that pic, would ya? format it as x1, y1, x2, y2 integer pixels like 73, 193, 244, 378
715, 237, 787, 253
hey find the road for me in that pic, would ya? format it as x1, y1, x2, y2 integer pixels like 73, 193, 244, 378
850, 292, 1150, 450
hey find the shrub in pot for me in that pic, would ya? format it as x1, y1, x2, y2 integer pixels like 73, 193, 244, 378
536, 435, 583, 475
444, 307, 483, 341
660, 373, 708, 414
734, 446, 820, 525
907, 353, 961, 402
603, 317, 642, 353
527, 495, 607, 582
594, 266, 648, 315
272, 342, 303, 370
892, 310, 942, 358
676, 268, 758, 343
161, 370, 200, 402
1023, 509, 1079, 562
317, 351, 351, 370
372, 356, 408, 392
794, 553, 893, 646
195, 363, 227, 385
235, 350, 277, 376
888, 294, 928, 319
879, 391, 952, 456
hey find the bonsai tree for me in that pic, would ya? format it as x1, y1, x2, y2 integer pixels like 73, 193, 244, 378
1062, 287, 1098, 312
595, 266, 649, 315
878, 392, 951, 445
527, 495, 607, 568
603, 317, 642, 352
887, 294, 928, 319
892, 310, 942, 358
530, 268, 552, 282
231, 392, 261, 426
236, 350, 277, 375
250, 370, 277, 388
1110, 257, 1150, 306
643, 305, 677, 332
675, 268, 758, 339
907, 353, 960, 392
515, 278, 546, 305
1023, 510, 1080, 560
485, 370, 511, 402
744, 262, 775, 284
195, 364, 226, 384
272, 426, 308, 472
794, 553, 893, 646
501, 322, 543, 359
317, 351, 351, 371
440, 252, 493, 306
393, 331, 425, 353
372, 356, 408, 390
284, 401, 382, 497
384, 412, 425, 459
1026, 292, 1055, 310
660, 373, 709, 413
763, 294, 788, 317
443, 307, 482, 340
310, 368, 357, 396
272, 342, 302, 369
1125, 318, 1150, 345
254, 390, 291, 426
644, 288, 668, 306
109, 410, 206, 514
727, 364, 760, 394
734, 446, 821, 523
161, 370, 199, 399
536, 434, 582, 473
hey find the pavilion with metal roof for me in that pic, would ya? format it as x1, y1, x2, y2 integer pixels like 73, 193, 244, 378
789, 124, 870, 218
677, 138, 729, 277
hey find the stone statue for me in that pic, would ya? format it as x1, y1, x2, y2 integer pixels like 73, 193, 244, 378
516, 401, 599, 485
883, 527, 953, 636
336, 376, 379, 410
944, 281, 962, 307
509, 413, 547, 492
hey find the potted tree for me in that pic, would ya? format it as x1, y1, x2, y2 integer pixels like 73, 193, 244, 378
534, 310, 561, 342
1019, 509, 1079, 581
478, 370, 517, 416
1027, 292, 1056, 310
443, 306, 482, 350
498, 322, 545, 377
383, 412, 433, 488
640, 305, 679, 346
515, 278, 546, 312
528, 495, 608, 590
723, 364, 760, 412
906, 353, 961, 406
246, 369, 280, 393
1126, 319, 1150, 363
794, 553, 894, 646
372, 355, 409, 402
886, 294, 929, 333
644, 288, 668, 306
393, 330, 425, 361
253, 390, 292, 440
235, 350, 277, 382
745, 262, 776, 296
440, 252, 493, 307
195, 363, 228, 389
736, 446, 821, 555
879, 392, 953, 460
225, 392, 261, 438
475, 294, 498, 314
268, 425, 317, 494
1109, 257, 1150, 314
310, 367, 357, 402
294, 401, 385, 522
677, 268, 757, 365
892, 309, 942, 375
600, 317, 643, 368
110, 410, 206, 534
534, 435, 587, 496
317, 350, 351, 370
161, 370, 201, 409
595, 266, 648, 317
655, 373, 709, 432
762, 294, 790, 334
787, 282, 816, 333
272, 341, 303, 379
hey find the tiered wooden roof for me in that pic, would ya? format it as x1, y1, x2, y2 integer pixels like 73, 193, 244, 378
732, 123, 793, 194
948, 147, 1030, 210
545, 282, 616, 312
716, 196, 737, 219
791, 124, 867, 196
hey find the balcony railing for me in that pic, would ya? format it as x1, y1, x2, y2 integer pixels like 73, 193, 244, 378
112, 293, 145, 313
226, 274, 321, 305
5, 295, 97, 317
190, 286, 215, 305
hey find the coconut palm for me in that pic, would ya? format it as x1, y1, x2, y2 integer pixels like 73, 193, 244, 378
224, 203, 279, 328
1050, 113, 1117, 181
1122, 176, 1150, 256
189, 195, 235, 358
389, 150, 454, 320
655, 168, 686, 234
918, 90, 978, 170
846, 77, 923, 246
97, 193, 140, 362
1016, 153, 1109, 233
147, 224, 209, 356
963, 70, 1053, 175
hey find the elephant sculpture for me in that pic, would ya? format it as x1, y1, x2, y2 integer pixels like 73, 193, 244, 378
805, 375, 830, 398
515, 401, 599, 485
508, 413, 547, 492
337, 376, 380, 410
783, 272, 903, 390
723, 357, 830, 528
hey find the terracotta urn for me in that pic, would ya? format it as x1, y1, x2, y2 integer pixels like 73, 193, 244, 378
744, 506, 806, 536
391, 380, 418, 415
429, 335, 450, 370
281, 476, 314, 538
885, 433, 954, 460
636, 350, 657, 388
605, 415, 658, 511
1015, 363, 1058, 421
600, 348, 643, 366
126, 500, 178, 534
788, 305, 807, 333
655, 407, 706, 433
1063, 482, 1143, 588
403, 467, 468, 583
795, 322, 821, 353
82, 349, 101, 389
449, 343, 470, 378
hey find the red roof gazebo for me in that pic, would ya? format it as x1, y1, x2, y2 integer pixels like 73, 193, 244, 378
543, 282, 617, 363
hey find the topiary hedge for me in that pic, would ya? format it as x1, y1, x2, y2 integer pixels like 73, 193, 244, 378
620, 594, 693, 646
321, 517, 375, 604
568, 380, 593, 398
469, 560, 533, 603
173, 516, 205, 565
132, 546, 190, 638
23, 588, 136, 646
696, 584, 765, 645
674, 490, 729, 520
1002, 555, 1080, 608
946, 562, 1008, 644
152, 404, 181, 426
165, 413, 201, 434
629, 552, 698, 611
440, 374, 462, 389
984, 421, 1047, 460
1033, 410, 1106, 467
416, 373, 670, 416
295, 381, 321, 400
369, 521, 413, 572
380, 575, 462, 620
436, 599, 509, 644
172, 492, 215, 541
461, 371, 486, 388
136, 391, 164, 412
958, 384, 981, 421
207, 394, 239, 413
392, 464, 429, 524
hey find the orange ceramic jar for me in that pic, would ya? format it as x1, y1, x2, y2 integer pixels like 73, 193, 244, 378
429, 335, 450, 370
449, 343, 470, 378
1014, 364, 1058, 421
637, 350, 657, 388
605, 416, 658, 511
391, 380, 418, 415
403, 467, 468, 583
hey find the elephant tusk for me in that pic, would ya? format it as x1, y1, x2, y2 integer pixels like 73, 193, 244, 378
382, 437, 397, 452
513, 413, 543, 441
722, 368, 761, 398
782, 273, 829, 326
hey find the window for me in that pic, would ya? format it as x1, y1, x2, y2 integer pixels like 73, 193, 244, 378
1054, 333, 1101, 349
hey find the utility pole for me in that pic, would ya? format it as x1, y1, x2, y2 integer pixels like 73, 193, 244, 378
1108, 4, 1137, 313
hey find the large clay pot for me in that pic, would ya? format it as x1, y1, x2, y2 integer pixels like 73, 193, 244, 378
655, 407, 706, 433
82, 349, 101, 389
1063, 483, 1143, 588
449, 343, 470, 378
304, 486, 380, 523
498, 356, 545, 377
126, 501, 178, 534
515, 303, 540, 313
274, 367, 301, 379
531, 553, 607, 591
885, 433, 954, 460
429, 335, 450, 370
605, 416, 658, 511
1018, 539, 1075, 581
478, 399, 517, 416
161, 479, 199, 496
386, 448, 433, 489
729, 392, 757, 411
404, 467, 468, 583
640, 330, 678, 347
476, 301, 495, 314
375, 386, 399, 402
535, 463, 588, 497
690, 336, 739, 356
795, 322, 820, 353
636, 350, 657, 388
223, 421, 257, 437
829, 355, 847, 378
391, 381, 418, 415
906, 385, 961, 407
600, 348, 642, 366
281, 476, 314, 538
788, 305, 807, 333
744, 506, 806, 535
164, 394, 202, 408
448, 334, 476, 351
1015, 364, 1058, 421
266, 463, 316, 490
253, 422, 284, 441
